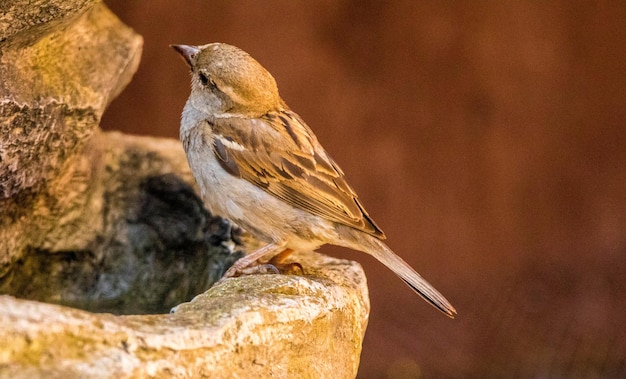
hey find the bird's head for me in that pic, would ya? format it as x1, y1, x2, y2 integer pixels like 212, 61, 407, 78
171, 43, 282, 116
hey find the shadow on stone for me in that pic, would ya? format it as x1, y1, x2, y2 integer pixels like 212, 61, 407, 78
1, 174, 242, 315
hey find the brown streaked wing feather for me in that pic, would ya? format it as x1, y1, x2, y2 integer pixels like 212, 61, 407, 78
208, 111, 385, 238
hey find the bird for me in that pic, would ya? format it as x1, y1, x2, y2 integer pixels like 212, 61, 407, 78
171, 43, 456, 318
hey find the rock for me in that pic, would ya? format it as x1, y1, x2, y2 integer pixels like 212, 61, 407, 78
0, 130, 243, 314
0, 1, 143, 274
0, 251, 370, 379
0, 2, 141, 199
0, 0, 97, 44
1, 0, 240, 314
0, 0, 245, 316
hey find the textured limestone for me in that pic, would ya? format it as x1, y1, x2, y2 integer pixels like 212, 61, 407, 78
0, 0, 240, 314
0, 1, 143, 274
0, 130, 242, 314
0, 2, 141, 199
0, 0, 96, 44
0, 251, 370, 379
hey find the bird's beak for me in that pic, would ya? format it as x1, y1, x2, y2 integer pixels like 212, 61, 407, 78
170, 44, 200, 68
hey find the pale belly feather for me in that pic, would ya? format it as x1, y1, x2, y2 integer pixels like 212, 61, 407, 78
182, 121, 335, 252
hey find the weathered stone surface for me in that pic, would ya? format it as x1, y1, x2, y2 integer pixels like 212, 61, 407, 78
0, 2, 141, 200
0, 0, 96, 44
0, 130, 242, 314
0, 0, 145, 278
0, 251, 370, 379
1, 0, 241, 313
0, 0, 147, 288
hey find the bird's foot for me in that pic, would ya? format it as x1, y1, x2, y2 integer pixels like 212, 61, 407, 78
267, 248, 304, 275
220, 247, 304, 282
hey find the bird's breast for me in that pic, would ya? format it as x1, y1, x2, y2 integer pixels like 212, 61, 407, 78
179, 108, 338, 250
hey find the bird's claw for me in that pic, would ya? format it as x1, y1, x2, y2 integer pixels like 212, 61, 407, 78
217, 247, 305, 285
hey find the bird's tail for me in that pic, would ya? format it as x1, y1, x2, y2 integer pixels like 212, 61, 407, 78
338, 227, 457, 318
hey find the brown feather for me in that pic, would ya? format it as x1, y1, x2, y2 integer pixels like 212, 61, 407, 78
209, 110, 385, 238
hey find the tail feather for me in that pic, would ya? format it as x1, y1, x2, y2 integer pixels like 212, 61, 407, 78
340, 227, 457, 318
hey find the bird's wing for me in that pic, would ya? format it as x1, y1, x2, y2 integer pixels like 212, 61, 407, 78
208, 110, 385, 238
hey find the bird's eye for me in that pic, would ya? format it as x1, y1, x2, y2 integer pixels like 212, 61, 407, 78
198, 72, 209, 86
198, 72, 219, 90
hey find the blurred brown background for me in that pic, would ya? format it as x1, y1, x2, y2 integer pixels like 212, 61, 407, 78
101, 1, 625, 377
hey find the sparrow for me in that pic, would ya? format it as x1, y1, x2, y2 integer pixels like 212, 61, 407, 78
171, 43, 456, 318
